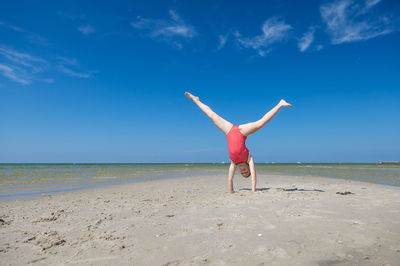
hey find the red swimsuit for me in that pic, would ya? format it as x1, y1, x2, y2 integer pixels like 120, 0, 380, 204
226, 125, 249, 164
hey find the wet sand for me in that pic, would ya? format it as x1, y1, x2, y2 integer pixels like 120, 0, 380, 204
1, 174, 400, 265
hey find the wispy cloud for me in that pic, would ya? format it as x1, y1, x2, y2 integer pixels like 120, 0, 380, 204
57, 11, 98, 37
27, 33, 50, 46
235, 17, 292, 56
131, 10, 196, 47
0, 20, 50, 46
365, 0, 382, 11
320, 0, 394, 44
59, 65, 91, 78
0, 20, 24, 32
57, 56, 97, 78
78, 25, 95, 35
1, 15, 96, 85
0, 46, 96, 84
0, 63, 31, 85
0, 46, 48, 72
217, 34, 229, 50
298, 27, 315, 52
0, 46, 49, 85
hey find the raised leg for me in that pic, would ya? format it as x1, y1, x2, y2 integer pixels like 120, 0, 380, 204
239, 99, 292, 136
185, 92, 233, 134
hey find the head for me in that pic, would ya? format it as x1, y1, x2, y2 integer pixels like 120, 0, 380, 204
239, 162, 250, 178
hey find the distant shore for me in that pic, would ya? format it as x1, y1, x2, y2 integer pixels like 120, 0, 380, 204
1, 173, 400, 265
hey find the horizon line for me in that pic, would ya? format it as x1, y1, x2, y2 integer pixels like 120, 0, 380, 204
0, 162, 399, 164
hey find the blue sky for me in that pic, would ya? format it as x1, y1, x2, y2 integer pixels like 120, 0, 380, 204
1, 0, 399, 163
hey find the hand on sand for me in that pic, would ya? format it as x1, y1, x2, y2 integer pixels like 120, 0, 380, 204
279, 99, 292, 108
185, 92, 199, 102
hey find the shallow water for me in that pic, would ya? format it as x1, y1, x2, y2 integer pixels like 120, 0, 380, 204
1, 163, 399, 201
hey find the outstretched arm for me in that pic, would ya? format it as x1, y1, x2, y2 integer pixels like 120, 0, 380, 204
248, 155, 258, 193
228, 162, 237, 194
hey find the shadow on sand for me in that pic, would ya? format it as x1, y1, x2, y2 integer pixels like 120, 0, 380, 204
239, 188, 271, 192
239, 187, 325, 192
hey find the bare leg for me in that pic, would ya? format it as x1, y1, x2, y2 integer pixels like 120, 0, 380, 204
239, 99, 292, 136
185, 92, 233, 134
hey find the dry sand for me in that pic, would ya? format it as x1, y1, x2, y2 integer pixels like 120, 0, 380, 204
1, 174, 400, 265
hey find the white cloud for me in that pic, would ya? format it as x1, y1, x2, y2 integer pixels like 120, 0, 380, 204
320, 0, 394, 44
59, 65, 91, 78
235, 17, 292, 56
0, 21, 50, 46
217, 34, 228, 50
365, 0, 382, 10
232, 31, 241, 38
0, 20, 24, 32
0, 47, 96, 84
57, 57, 97, 78
298, 27, 315, 52
0, 46, 48, 73
57, 56, 78, 66
131, 10, 196, 43
0, 46, 49, 84
27, 33, 50, 46
257, 49, 271, 57
0, 63, 31, 85
78, 25, 95, 35
358, 0, 383, 15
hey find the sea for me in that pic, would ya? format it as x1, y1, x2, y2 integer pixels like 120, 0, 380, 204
1, 163, 399, 201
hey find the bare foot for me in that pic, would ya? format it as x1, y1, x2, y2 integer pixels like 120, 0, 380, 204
279, 99, 292, 107
185, 92, 199, 102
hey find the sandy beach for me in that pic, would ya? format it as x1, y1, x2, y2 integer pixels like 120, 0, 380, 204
1, 173, 400, 265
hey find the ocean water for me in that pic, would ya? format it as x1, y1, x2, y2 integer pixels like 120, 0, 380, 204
0, 163, 399, 201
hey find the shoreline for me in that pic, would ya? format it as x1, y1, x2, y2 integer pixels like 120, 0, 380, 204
2, 163, 400, 202
0, 172, 223, 202
1, 170, 399, 203
1, 173, 400, 265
